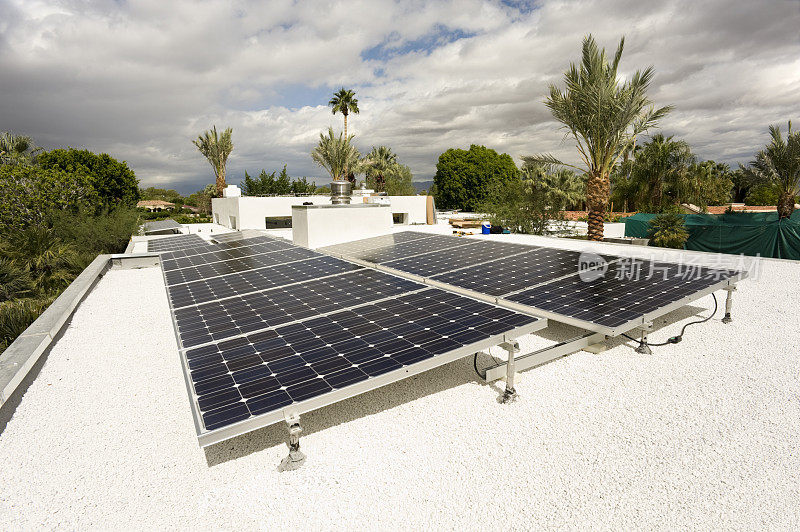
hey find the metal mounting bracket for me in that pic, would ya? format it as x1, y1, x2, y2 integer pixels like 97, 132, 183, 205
499, 341, 520, 403
722, 285, 736, 324
634, 322, 654, 354
278, 412, 306, 472
484, 332, 605, 382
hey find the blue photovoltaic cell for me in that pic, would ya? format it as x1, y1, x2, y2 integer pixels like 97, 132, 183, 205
147, 234, 207, 252
166, 256, 363, 308
183, 287, 540, 430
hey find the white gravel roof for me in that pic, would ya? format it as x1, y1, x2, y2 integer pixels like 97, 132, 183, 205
1, 229, 799, 528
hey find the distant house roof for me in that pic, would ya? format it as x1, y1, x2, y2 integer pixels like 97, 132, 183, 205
137, 200, 175, 208
683, 204, 777, 215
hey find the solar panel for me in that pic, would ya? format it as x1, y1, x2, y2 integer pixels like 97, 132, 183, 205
211, 230, 269, 243
505, 260, 741, 334
430, 248, 618, 296
143, 219, 182, 234
319, 231, 745, 337
163, 247, 320, 285
159, 236, 285, 261
171, 269, 425, 348
147, 234, 207, 252
179, 284, 543, 436
322, 233, 476, 264
160, 235, 546, 445
166, 256, 363, 308
160, 238, 295, 270
319, 231, 437, 258
380, 240, 536, 277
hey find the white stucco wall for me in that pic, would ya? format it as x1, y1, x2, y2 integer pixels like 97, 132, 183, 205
292, 204, 393, 248
212, 195, 431, 229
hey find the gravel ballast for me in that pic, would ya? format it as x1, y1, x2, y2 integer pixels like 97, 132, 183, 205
0, 235, 798, 529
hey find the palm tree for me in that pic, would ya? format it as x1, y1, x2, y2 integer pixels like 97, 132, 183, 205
743, 122, 800, 219
192, 126, 233, 197
365, 146, 398, 192
328, 88, 360, 138
629, 134, 694, 211
526, 35, 672, 240
311, 127, 362, 182
0, 132, 41, 165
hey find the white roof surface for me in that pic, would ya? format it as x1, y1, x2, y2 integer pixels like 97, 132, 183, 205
1, 227, 798, 528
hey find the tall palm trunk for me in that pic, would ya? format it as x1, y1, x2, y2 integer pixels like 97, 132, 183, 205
216, 168, 226, 197
777, 192, 795, 219
586, 171, 609, 241
343, 112, 348, 139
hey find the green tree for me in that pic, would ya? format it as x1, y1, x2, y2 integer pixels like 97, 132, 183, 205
328, 88, 360, 138
481, 160, 582, 235
384, 164, 416, 196
0, 165, 99, 234
434, 144, 519, 211
291, 177, 316, 194
743, 121, 800, 218
528, 35, 672, 240
364, 146, 398, 193
274, 165, 292, 194
684, 161, 733, 209
629, 134, 694, 211
37, 148, 139, 207
0, 132, 41, 166
311, 127, 362, 182
193, 126, 233, 197
139, 187, 182, 203
730, 168, 755, 203
744, 183, 780, 206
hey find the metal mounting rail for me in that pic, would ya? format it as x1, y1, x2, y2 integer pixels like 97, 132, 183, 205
483, 332, 605, 382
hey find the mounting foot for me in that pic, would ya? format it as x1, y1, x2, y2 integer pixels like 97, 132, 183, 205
635, 342, 653, 355
278, 414, 306, 472
500, 386, 518, 404
722, 313, 732, 324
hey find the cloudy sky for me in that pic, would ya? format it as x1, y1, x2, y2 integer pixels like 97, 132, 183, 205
1, 0, 798, 193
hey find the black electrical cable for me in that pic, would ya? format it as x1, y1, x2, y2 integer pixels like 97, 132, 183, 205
473, 352, 483, 378
622, 293, 718, 348
473, 346, 497, 378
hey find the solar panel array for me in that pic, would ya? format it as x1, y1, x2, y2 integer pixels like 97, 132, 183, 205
321, 232, 742, 335
159, 232, 543, 441
211, 230, 269, 243
143, 219, 182, 234
147, 234, 207, 252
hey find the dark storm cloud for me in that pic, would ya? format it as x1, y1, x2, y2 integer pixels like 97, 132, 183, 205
0, 0, 797, 192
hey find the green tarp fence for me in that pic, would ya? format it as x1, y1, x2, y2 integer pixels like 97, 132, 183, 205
623, 211, 800, 260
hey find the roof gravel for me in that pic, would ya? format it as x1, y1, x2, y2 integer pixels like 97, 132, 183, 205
0, 230, 798, 528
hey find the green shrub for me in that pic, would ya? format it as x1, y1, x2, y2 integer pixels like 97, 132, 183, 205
744, 184, 780, 206
0, 258, 33, 302
0, 297, 55, 353
0, 226, 84, 296
648, 213, 689, 249
50, 207, 140, 260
